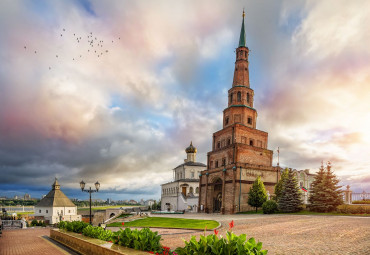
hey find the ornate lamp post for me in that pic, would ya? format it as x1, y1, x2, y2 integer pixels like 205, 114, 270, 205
80, 180, 100, 225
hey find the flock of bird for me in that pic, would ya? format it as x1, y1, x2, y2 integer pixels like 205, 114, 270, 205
24, 28, 121, 70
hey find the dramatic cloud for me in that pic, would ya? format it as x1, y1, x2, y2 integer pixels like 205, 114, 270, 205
0, 0, 369, 200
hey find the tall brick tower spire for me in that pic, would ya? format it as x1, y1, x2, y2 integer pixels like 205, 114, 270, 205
198, 11, 279, 214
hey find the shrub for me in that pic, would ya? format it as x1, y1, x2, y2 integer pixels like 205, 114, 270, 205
262, 200, 278, 214
175, 232, 267, 255
352, 200, 370, 205
83, 225, 113, 241
337, 205, 370, 214
112, 227, 162, 252
31, 219, 38, 226
175, 220, 267, 255
58, 221, 89, 233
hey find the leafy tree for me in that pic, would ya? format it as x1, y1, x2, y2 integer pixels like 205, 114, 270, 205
156, 200, 161, 210
274, 168, 289, 202
278, 169, 302, 212
308, 162, 342, 212
248, 176, 268, 212
151, 201, 157, 210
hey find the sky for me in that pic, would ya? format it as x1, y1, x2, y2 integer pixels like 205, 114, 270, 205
1, 0, 370, 201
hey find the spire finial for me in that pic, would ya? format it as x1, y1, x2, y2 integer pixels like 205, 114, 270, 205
238, 9, 247, 47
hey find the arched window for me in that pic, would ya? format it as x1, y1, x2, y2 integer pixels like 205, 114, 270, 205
196, 187, 199, 193
247, 93, 250, 103
225, 117, 229, 125
230, 93, 233, 103
189, 187, 194, 194
237, 92, 241, 102
227, 138, 231, 146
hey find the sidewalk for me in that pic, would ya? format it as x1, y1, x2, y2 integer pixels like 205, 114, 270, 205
0, 228, 75, 255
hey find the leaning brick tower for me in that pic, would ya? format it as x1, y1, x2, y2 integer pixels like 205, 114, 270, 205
198, 10, 279, 214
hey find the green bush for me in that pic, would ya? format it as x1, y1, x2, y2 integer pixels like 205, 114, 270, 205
112, 227, 162, 252
83, 225, 113, 241
262, 200, 278, 214
175, 231, 267, 255
58, 221, 89, 233
337, 205, 370, 214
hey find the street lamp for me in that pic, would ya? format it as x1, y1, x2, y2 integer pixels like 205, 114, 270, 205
80, 180, 100, 225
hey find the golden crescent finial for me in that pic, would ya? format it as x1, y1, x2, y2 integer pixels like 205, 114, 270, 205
243, 8, 245, 18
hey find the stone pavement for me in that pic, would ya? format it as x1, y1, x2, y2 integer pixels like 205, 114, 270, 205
154, 214, 370, 255
0, 227, 76, 255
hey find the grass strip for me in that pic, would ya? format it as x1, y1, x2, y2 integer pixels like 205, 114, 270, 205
107, 217, 219, 229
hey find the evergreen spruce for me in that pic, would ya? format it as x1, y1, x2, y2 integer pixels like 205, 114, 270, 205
274, 168, 289, 202
309, 162, 343, 212
324, 162, 343, 211
278, 169, 302, 212
248, 176, 268, 212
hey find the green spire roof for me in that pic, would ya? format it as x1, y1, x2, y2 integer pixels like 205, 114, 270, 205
238, 10, 246, 47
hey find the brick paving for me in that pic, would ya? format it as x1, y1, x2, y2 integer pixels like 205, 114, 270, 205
0, 227, 73, 255
155, 214, 370, 255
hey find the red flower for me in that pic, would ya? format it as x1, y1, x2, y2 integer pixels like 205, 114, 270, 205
229, 220, 234, 229
121, 222, 125, 226
108, 241, 112, 243
214, 229, 219, 235
148, 252, 154, 254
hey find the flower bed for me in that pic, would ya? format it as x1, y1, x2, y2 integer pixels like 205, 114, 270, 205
57, 220, 267, 255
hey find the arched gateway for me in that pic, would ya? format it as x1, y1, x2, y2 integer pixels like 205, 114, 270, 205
213, 178, 223, 213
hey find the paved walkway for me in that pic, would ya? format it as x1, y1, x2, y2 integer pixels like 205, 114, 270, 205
1, 215, 369, 254
154, 214, 370, 254
0, 228, 76, 255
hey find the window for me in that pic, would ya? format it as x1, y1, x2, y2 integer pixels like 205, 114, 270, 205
247, 93, 250, 103
196, 187, 199, 193
68, 210, 71, 213
189, 187, 194, 193
248, 117, 252, 125
217, 142, 221, 149
225, 117, 229, 125
215, 161, 219, 168
241, 136, 246, 144
249, 140, 254, 146
46, 210, 48, 213
237, 92, 241, 102
227, 138, 231, 146
39, 210, 41, 213
229, 94, 233, 103
191, 171, 194, 178
222, 158, 226, 166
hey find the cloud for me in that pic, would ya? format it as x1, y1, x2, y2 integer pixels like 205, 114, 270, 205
0, 0, 369, 199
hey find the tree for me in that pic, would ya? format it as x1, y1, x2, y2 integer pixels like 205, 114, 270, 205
308, 162, 343, 212
308, 163, 326, 212
278, 168, 302, 213
274, 168, 289, 202
248, 176, 268, 212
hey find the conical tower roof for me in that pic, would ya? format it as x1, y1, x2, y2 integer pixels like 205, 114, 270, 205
238, 10, 247, 47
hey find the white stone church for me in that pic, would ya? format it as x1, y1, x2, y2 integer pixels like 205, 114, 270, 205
161, 142, 206, 212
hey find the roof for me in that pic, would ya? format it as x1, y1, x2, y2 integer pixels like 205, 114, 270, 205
238, 10, 247, 47
161, 179, 200, 186
36, 179, 76, 207
174, 161, 207, 169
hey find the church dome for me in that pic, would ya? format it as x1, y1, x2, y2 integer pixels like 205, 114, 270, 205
185, 141, 197, 153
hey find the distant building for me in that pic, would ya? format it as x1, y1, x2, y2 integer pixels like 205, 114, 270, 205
34, 178, 81, 224
13, 195, 18, 200
128, 200, 137, 205
161, 142, 206, 212
293, 169, 315, 204
24, 193, 31, 200
144, 199, 155, 207
106, 198, 112, 204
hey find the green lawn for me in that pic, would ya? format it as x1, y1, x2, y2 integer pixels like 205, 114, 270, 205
107, 217, 219, 229
78, 205, 139, 211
